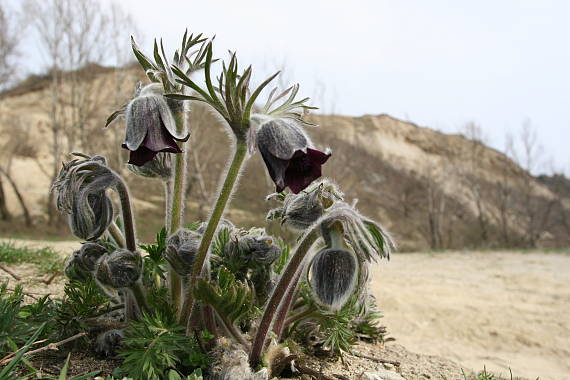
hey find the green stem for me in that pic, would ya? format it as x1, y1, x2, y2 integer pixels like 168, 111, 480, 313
180, 140, 248, 328
249, 228, 319, 367
168, 109, 187, 310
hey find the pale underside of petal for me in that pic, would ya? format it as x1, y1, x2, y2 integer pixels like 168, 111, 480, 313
256, 118, 309, 160
124, 96, 155, 151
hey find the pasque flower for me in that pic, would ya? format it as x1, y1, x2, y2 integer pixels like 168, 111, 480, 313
256, 118, 331, 194
123, 83, 189, 166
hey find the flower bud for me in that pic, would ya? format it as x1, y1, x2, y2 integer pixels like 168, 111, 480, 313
96, 249, 142, 289
256, 118, 331, 194
52, 153, 119, 241
69, 193, 114, 241
308, 248, 358, 311
123, 83, 189, 166
127, 152, 171, 180
165, 228, 201, 276
64, 250, 91, 282
77, 241, 108, 272
225, 234, 280, 266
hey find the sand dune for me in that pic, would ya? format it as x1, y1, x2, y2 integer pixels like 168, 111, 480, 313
371, 251, 570, 380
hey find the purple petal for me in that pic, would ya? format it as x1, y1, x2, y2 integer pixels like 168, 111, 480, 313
284, 148, 331, 194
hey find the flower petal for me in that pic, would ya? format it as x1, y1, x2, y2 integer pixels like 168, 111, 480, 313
284, 148, 331, 194
257, 119, 309, 160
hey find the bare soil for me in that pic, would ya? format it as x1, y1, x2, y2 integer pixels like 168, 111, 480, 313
371, 250, 570, 380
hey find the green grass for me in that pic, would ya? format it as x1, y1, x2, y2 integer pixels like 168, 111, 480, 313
0, 242, 64, 274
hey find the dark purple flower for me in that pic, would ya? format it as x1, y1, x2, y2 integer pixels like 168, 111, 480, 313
256, 118, 331, 194
123, 84, 189, 166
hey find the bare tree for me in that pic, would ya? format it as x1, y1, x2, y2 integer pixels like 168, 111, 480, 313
24, 0, 139, 223
457, 121, 491, 246
0, 0, 21, 89
0, 117, 36, 227
508, 120, 551, 247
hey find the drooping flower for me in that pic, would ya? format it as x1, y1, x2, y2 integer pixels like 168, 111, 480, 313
123, 83, 189, 166
255, 118, 330, 194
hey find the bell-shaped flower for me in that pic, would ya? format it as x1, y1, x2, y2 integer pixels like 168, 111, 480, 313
123, 83, 189, 166
308, 247, 358, 311
256, 118, 331, 194
52, 154, 118, 241
96, 249, 143, 289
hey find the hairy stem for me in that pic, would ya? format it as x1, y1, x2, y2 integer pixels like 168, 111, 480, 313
131, 280, 149, 312
216, 314, 251, 351
271, 268, 302, 340
180, 140, 248, 328
168, 109, 187, 309
115, 179, 136, 252
108, 221, 126, 248
249, 228, 319, 367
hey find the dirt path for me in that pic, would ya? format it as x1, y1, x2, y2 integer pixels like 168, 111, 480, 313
371, 251, 570, 380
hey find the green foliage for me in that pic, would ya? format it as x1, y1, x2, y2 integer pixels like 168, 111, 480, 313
140, 227, 168, 286
119, 312, 208, 380
193, 266, 257, 327
0, 323, 46, 380
0, 242, 63, 274
0, 283, 28, 354
210, 227, 230, 257
288, 284, 386, 355
56, 279, 111, 335
272, 239, 290, 275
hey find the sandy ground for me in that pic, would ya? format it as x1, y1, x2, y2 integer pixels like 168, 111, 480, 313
2, 239, 569, 379
371, 251, 570, 380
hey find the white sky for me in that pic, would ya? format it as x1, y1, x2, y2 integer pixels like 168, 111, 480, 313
15, 0, 570, 174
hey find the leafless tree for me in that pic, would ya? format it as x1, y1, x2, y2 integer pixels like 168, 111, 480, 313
0, 117, 36, 227
508, 120, 552, 247
24, 0, 139, 223
457, 121, 491, 245
0, 0, 21, 90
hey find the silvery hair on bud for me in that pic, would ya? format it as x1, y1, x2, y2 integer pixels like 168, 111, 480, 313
308, 247, 358, 311
165, 228, 201, 276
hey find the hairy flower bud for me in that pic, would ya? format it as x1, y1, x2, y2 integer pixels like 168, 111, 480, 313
64, 250, 91, 282
96, 249, 142, 289
123, 83, 189, 166
225, 234, 280, 266
52, 153, 119, 241
308, 248, 358, 311
165, 228, 201, 276
127, 152, 171, 180
256, 118, 331, 194
77, 241, 108, 272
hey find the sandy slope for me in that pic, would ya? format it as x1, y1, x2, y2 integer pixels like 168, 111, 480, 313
371, 251, 570, 380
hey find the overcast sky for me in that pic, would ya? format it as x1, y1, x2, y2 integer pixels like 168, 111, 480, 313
15, 0, 570, 174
